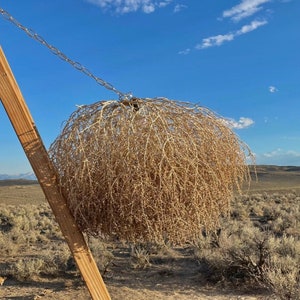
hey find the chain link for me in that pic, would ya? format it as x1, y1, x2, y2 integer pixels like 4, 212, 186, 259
0, 7, 132, 100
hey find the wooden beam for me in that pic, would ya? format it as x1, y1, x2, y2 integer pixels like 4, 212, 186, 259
0, 47, 111, 300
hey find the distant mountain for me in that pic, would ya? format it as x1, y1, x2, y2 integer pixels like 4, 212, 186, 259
253, 165, 300, 173
0, 172, 36, 180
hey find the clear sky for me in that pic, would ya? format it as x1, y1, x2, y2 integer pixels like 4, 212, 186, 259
0, 0, 299, 174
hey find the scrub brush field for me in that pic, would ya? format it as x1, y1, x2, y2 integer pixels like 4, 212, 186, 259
0, 166, 299, 300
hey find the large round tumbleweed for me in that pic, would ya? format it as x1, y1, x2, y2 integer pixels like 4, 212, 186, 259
49, 97, 251, 244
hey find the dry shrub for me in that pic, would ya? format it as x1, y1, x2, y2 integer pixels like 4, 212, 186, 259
87, 236, 115, 274
262, 235, 300, 300
12, 258, 45, 281
49, 97, 251, 244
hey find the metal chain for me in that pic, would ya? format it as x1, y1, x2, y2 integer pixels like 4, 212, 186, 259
0, 7, 132, 100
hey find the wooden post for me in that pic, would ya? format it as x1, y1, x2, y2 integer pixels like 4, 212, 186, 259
0, 47, 111, 300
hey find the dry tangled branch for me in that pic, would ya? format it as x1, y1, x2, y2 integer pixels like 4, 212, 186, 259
49, 97, 252, 244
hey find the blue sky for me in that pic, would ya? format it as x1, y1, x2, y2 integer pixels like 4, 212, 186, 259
0, 0, 299, 174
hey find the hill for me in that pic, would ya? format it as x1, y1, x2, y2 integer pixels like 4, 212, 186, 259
248, 165, 300, 192
0, 178, 38, 187
0, 172, 36, 181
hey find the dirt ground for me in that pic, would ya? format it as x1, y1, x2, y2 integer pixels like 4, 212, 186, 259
0, 242, 272, 300
0, 284, 270, 300
0, 256, 271, 300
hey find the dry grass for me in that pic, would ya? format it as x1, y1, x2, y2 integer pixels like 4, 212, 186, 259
0, 276, 6, 285
49, 97, 251, 244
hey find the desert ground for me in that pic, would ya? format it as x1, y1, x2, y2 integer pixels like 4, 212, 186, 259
0, 166, 299, 299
